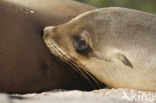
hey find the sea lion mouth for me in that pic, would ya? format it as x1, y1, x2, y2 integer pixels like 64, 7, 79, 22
44, 39, 72, 62
44, 38, 105, 89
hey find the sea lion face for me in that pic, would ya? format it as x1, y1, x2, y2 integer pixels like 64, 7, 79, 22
43, 10, 107, 79
43, 7, 156, 91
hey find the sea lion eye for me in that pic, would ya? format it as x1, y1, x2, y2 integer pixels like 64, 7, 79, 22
73, 36, 92, 56
73, 36, 88, 51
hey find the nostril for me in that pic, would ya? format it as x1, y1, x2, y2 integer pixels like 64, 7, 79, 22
43, 32, 48, 40
43, 29, 48, 40
43, 26, 55, 40
44, 26, 55, 33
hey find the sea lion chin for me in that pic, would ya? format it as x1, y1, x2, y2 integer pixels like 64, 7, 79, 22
43, 7, 156, 91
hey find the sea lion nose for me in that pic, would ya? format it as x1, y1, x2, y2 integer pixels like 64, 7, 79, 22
43, 26, 55, 39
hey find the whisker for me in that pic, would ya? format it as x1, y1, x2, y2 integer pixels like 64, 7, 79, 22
71, 61, 103, 89
55, 56, 78, 77
67, 62, 96, 87
45, 39, 105, 89
54, 55, 97, 89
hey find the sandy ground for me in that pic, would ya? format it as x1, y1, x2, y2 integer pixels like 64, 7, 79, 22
0, 88, 156, 103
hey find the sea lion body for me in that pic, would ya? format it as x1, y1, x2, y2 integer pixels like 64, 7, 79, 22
44, 7, 156, 91
0, 0, 95, 93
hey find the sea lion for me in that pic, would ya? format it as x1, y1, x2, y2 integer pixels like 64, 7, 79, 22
0, 0, 98, 94
43, 7, 156, 91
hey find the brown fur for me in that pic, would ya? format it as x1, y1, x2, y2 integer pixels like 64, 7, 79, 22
44, 7, 156, 91
0, 0, 96, 93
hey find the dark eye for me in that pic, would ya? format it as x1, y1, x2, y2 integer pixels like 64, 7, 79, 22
73, 36, 92, 56
73, 36, 88, 51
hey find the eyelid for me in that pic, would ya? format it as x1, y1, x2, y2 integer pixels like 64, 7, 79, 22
80, 30, 89, 39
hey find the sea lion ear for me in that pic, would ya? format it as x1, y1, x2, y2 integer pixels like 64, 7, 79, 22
115, 52, 133, 68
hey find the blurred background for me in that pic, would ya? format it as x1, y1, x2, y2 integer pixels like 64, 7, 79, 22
75, 0, 156, 14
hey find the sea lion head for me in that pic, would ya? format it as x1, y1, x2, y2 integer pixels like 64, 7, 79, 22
43, 7, 156, 91
43, 8, 111, 60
